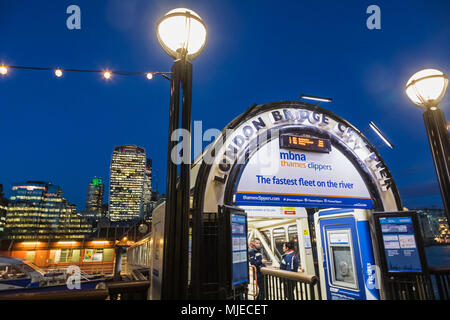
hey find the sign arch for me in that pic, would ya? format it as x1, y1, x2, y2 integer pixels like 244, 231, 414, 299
192, 100, 402, 215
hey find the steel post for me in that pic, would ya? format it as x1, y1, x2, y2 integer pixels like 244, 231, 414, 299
423, 108, 450, 222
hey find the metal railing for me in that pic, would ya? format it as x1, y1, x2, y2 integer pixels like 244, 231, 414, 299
0, 280, 150, 300
429, 267, 450, 300
385, 267, 450, 300
260, 267, 320, 300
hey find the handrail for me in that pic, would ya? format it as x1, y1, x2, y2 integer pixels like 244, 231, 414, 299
248, 265, 258, 298
0, 289, 109, 300
428, 267, 450, 273
105, 280, 150, 294
260, 267, 318, 285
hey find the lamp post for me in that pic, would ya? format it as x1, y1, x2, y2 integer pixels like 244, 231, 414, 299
405, 68, 449, 222
156, 8, 207, 300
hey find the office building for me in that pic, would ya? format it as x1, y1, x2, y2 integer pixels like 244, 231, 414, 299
109, 146, 147, 222
5, 181, 92, 240
85, 177, 105, 221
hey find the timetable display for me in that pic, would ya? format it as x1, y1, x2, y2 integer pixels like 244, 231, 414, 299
379, 216, 423, 273
231, 213, 248, 287
280, 134, 331, 153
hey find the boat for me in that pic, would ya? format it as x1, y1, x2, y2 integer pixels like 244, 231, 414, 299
0, 256, 108, 295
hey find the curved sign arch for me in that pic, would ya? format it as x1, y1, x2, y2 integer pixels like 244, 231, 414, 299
193, 101, 402, 216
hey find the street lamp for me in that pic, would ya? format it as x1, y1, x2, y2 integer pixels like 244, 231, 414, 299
157, 8, 207, 61
405, 68, 450, 222
157, 8, 207, 300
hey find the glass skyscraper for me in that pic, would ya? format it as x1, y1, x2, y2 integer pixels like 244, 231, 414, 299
109, 146, 148, 222
5, 181, 92, 240
85, 177, 105, 218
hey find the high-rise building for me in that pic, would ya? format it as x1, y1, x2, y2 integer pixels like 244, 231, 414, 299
109, 145, 147, 222
85, 177, 105, 219
142, 158, 153, 218
5, 181, 92, 240
0, 184, 8, 236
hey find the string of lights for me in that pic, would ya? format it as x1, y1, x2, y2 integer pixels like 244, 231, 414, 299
0, 64, 172, 80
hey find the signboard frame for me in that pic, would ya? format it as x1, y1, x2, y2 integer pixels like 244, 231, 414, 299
218, 205, 249, 292
373, 211, 428, 276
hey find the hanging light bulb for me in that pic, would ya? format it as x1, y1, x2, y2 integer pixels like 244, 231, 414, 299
0, 65, 8, 75
55, 69, 63, 77
146, 73, 153, 80
103, 71, 112, 79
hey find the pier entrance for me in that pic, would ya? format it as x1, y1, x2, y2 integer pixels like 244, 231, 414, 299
187, 100, 403, 299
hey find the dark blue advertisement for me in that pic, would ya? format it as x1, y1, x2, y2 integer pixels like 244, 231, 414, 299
231, 214, 248, 287
380, 217, 422, 273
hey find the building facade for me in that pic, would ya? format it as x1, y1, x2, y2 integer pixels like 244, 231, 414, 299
0, 185, 8, 237
0, 240, 115, 274
109, 146, 147, 222
5, 181, 92, 240
142, 158, 153, 219
85, 177, 105, 221
417, 208, 449, 244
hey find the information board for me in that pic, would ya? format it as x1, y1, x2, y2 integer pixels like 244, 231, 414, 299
231, 213, 249, 287
374, 212, 427, 274
280, 134, 331, 153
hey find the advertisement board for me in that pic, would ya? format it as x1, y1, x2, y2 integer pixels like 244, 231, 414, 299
235, 138, 373, 209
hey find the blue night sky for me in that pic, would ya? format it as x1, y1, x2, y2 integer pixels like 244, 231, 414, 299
0, 0, 449, 210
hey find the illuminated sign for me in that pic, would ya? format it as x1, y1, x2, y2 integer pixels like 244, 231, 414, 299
374, 212, 427, 275
280, 134, 331, 153
92, 178, 103, 186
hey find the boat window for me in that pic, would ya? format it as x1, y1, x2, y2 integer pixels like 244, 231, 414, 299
0, 265, 9, 279
103, 248, 114, 262
71, 249, 81, 263
26, 251, 36, 263
256, 230, 272, 265
261, 230, 272, 251
59, 249, 69, 263
288, 225, 301, 265
49, 249, 80, 263
49, 250, 56, 263
0, 265, 27, 279
93, 249, 103, 262
273, 227, 286, 260
21, 263, 37, 274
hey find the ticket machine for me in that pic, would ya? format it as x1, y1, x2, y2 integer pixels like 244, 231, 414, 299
315, 208, 381, 300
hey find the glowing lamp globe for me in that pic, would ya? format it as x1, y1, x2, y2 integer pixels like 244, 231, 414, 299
406, 69, 448, 110
0, 66, 8, 75
156, 8, 207, 61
